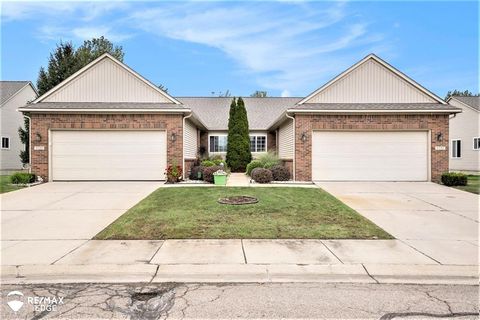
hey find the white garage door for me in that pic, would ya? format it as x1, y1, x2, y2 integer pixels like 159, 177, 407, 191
312, 131, 428, 181
51, 130, 166, 181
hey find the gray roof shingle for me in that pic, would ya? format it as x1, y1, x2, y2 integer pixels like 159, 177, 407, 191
19, 102, 187, 110
178, 97, 301, 130
289, 103, 460, 111
0, 81, 31, 105
450, 96, 480, 111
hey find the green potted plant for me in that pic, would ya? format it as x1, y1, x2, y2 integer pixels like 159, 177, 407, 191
213, 169, 228, 185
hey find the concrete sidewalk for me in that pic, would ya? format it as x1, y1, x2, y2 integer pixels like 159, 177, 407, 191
2, 239, 477, 285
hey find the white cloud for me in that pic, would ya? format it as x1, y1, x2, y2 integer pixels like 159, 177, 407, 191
126, 1, 383, 94
37, 24, 132, 43
72, 26, 132, 42
281, 90, 291, 97
2, 1, 386, 95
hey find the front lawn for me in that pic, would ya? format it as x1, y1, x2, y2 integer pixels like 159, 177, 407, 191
95, 187, 392, 240
453, 175, 479, 194
0, 175, 25, 194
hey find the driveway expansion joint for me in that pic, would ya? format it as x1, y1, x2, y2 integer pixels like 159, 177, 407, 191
240, 239, 248, 264
361, 264, 379, 284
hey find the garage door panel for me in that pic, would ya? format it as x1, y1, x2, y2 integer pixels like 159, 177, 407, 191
51, 131, 166, 181
312, 131, 428, 181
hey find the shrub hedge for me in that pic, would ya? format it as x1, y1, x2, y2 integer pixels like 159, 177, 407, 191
252, 168, 273, 184
441, 172, 468, 186
271, 165, 290, 181
246, 160, 263, 176
203, 165, 222, 183
10, 172, 36, 184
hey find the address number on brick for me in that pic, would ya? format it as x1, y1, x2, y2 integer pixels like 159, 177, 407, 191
434, 146, 446, 151
33, 146, 45, 151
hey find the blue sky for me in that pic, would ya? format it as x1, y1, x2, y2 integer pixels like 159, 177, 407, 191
1, 1, 478, 98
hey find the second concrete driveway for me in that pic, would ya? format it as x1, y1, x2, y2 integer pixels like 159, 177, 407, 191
1, 182, 162, 265
316, 182, 479, 265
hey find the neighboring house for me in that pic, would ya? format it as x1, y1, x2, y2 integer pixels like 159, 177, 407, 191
19, 53, 460, 182
447, 96, 480, 173
0, 81, 38, 171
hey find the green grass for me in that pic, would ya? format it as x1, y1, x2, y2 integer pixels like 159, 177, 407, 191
0, 175, 25, 194
453, 175, 479, 194
95, 187, 392, 240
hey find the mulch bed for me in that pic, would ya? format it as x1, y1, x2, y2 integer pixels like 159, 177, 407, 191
218, 196, 258, 205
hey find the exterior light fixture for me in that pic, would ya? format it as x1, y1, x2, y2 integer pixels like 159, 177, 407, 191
34, 133, 42, 142
301, 132, 307, 142
170, 132, 177, 142
436, 132, 443, 142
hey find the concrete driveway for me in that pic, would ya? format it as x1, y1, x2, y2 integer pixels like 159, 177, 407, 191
316, 182, 479, 265
0, 182, 162, 265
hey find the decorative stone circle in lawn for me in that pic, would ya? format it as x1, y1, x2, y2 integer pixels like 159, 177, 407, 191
218, 196, 258, 205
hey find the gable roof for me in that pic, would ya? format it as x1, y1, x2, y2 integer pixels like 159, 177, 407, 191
298, 54, 446, 105
447, 96, 480, 111
19, 102, 189, 112
33, 53, 181, 105
1, 81, 37, 105
178, 97, 301, 130
288, 103, 460, 112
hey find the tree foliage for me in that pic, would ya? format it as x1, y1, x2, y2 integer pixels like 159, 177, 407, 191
75, 36, 124, 69
226, 97, 252, 172
250, 90, 268, 98
36, 37, 124, 96
445, 89, 479, 100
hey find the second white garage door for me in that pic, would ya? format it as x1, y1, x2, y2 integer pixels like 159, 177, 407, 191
312, 131, 428, 181
51, 130, 166, 181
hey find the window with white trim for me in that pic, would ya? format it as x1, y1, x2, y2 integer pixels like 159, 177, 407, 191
473, 137, 480, 150
250, 135, 266, 152
1, 137, 9, 149
451, 139, 461, 158
209, 135, 228, 152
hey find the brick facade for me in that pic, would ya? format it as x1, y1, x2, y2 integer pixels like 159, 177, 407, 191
294, 114, 449, 182
29, 113, 183, 181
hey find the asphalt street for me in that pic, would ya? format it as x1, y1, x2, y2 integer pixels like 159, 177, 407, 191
1, 283, 478, 319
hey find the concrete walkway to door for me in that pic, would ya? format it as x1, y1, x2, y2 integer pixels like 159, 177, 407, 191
0, 182, 162, 265
226, 173, 251, 186
315, 182, 479, 266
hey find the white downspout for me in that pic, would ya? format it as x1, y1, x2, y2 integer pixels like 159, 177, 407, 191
182, 112, 193, 179
285, 112, 295, 181
23, 114, 32, 174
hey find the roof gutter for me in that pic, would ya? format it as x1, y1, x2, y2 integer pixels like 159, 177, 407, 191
16, 108, 191, 113
183, 111, 193, 179
285, 112, 296, 181
286, 109, 462, 114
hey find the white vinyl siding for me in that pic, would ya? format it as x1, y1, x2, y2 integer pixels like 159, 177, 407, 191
306, 59, 436, 103
312, 131, 428, 181
0, 84, 37, 170
278, 119, 294, 159
448, 98, 480, 172
184, 120, 198, 159
51, 130, 166, 181
44, 58, 172, 103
